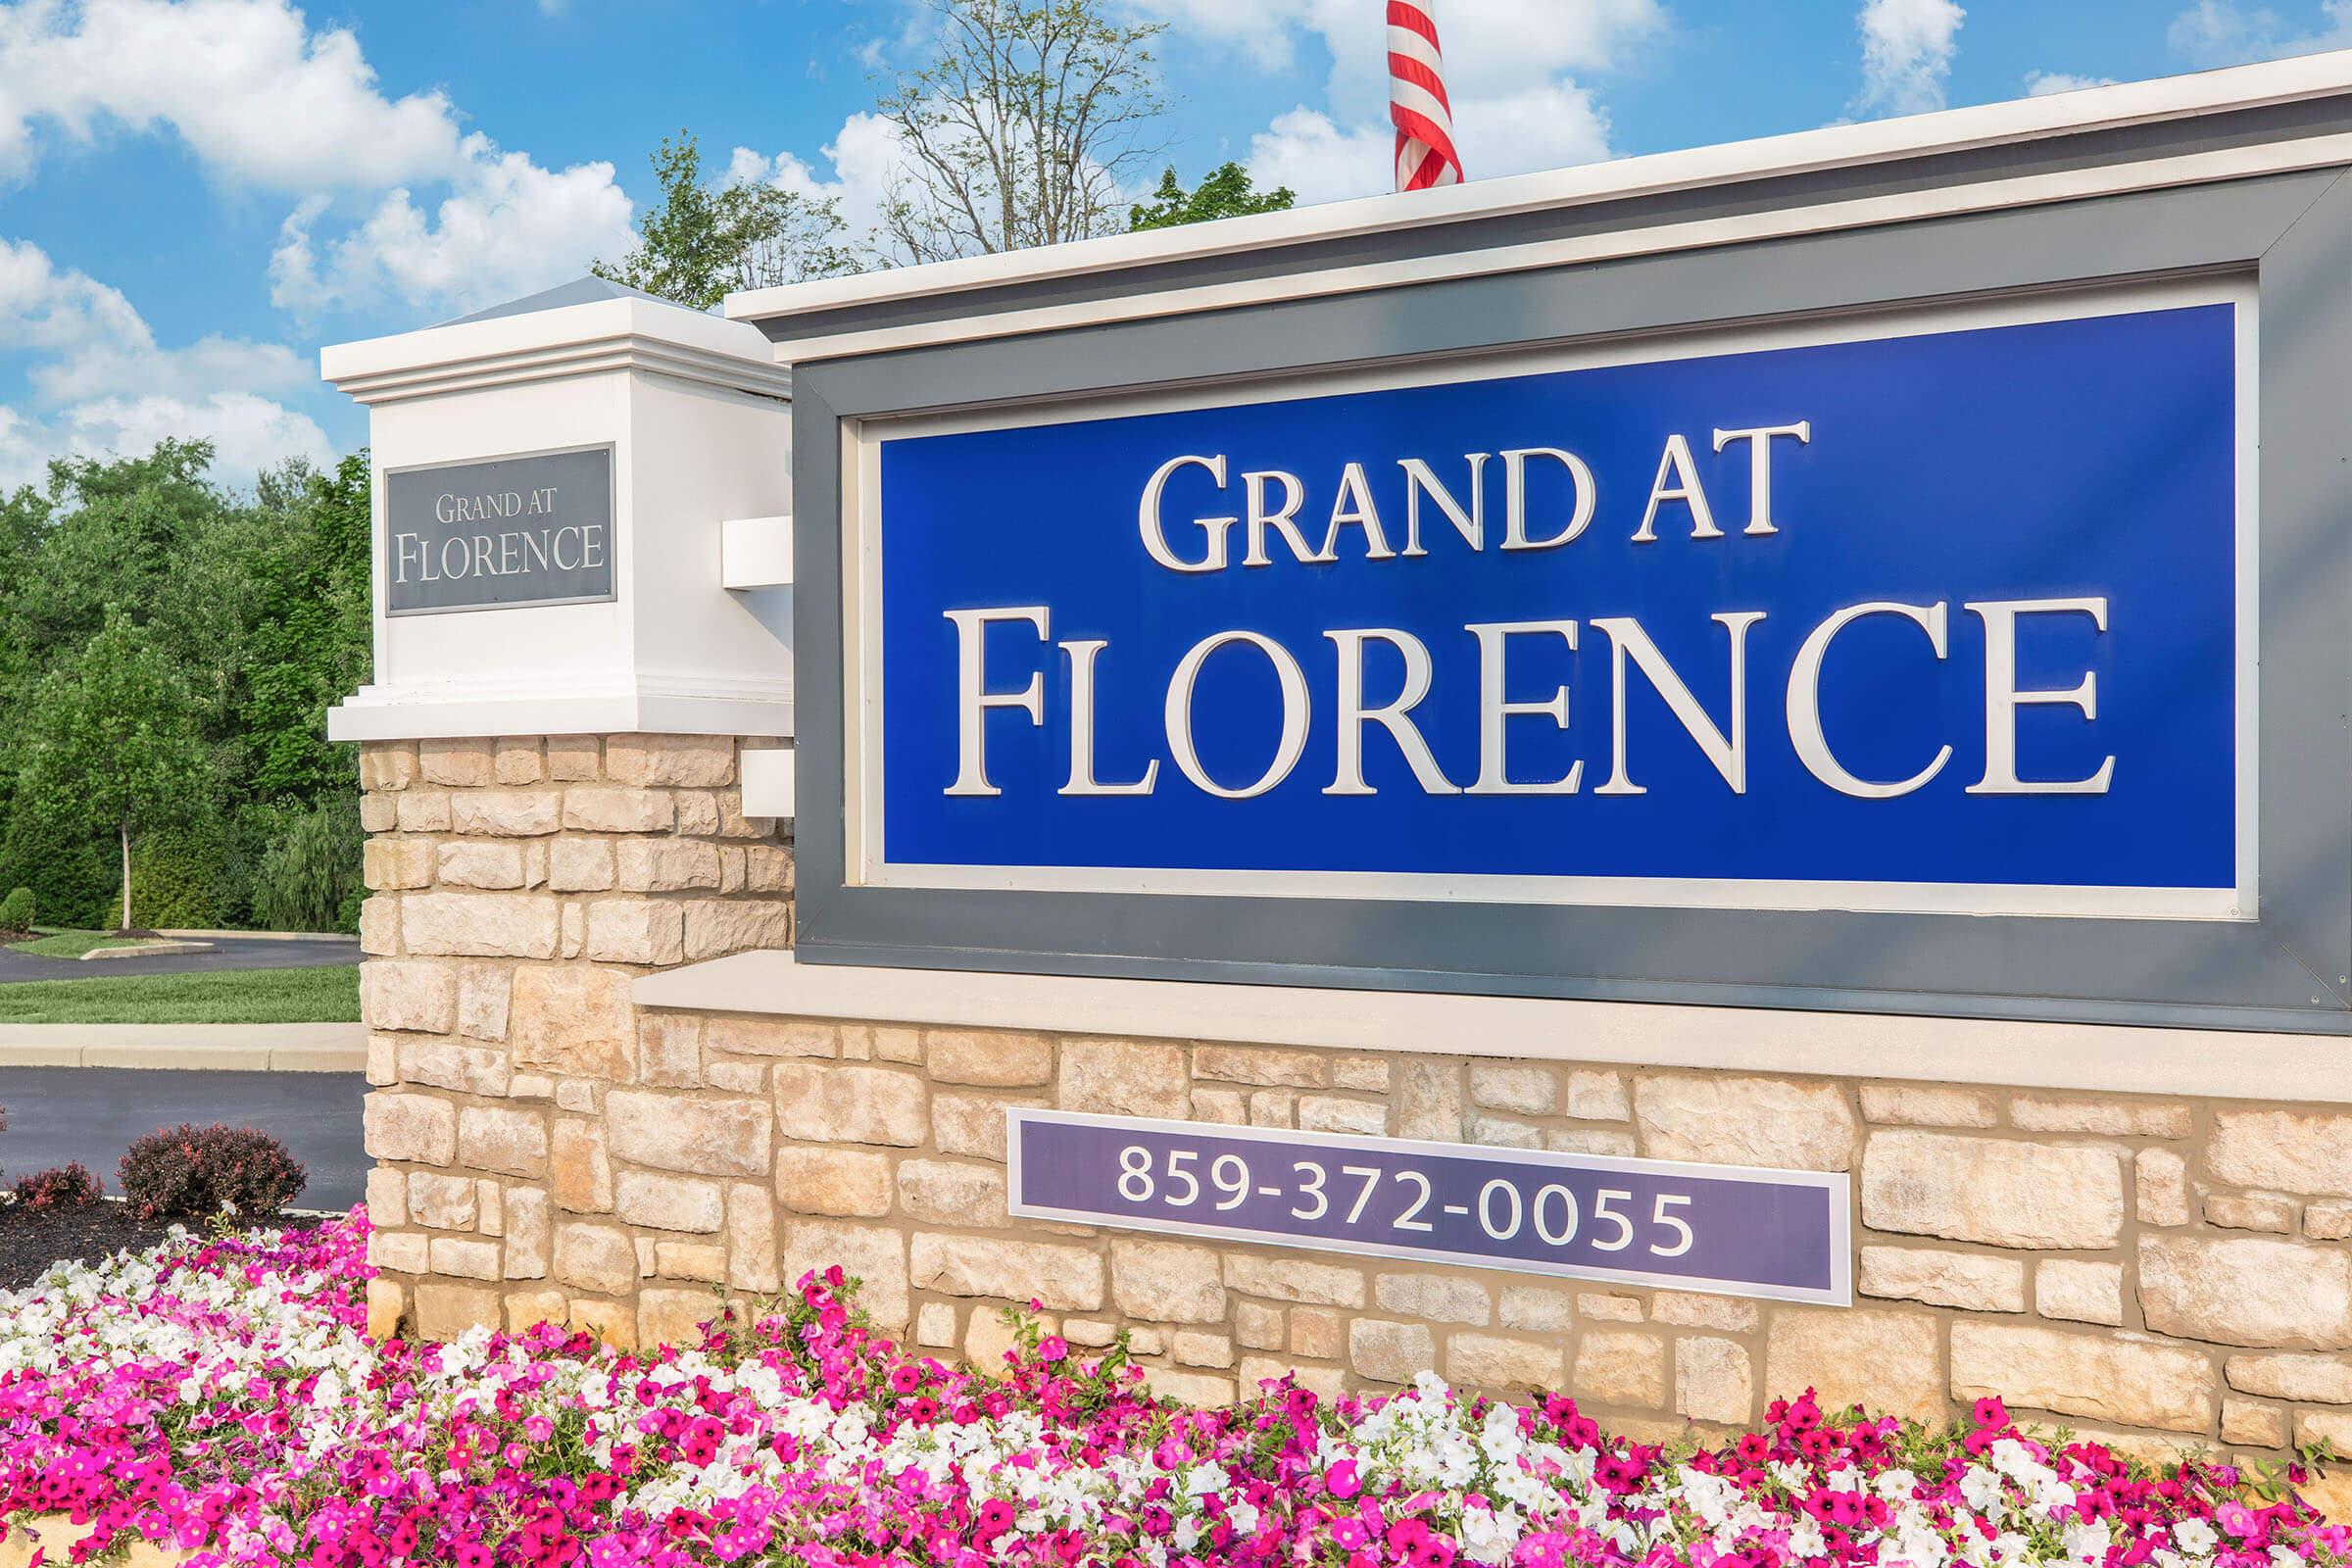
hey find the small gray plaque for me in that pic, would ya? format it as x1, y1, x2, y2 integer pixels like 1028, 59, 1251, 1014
384, 447, 614, 614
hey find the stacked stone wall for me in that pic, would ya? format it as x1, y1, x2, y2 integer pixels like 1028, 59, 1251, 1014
360, 737, 2352, 1469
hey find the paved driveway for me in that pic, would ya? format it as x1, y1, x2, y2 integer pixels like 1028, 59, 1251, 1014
0, 1066, 368, 1210
0, 935, 361, 984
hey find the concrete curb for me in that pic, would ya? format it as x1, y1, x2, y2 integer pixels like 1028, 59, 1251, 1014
153, 928, 360, 944
0, 1022, 368, 1072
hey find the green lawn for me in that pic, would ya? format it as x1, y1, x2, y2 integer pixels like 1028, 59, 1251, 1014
8, 929, 146, 958
0, 963, 361, 1023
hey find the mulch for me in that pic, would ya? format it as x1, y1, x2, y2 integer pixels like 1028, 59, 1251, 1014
0, 1200, 323, 1291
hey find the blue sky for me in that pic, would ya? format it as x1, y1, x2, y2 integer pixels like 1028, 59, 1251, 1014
0, 0, 2342, 491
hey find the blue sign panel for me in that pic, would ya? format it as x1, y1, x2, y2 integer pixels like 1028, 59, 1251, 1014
1006, 1109, 1851, 1303
866, 300, 2244, 916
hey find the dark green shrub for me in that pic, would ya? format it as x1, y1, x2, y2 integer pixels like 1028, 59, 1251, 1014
126, 825, 227, 929
15, 1162, 101, 1209
0, 886, 32, 933
120, 1124, 307, 1219
0, 810, 115, 930
250, 797, 363, 934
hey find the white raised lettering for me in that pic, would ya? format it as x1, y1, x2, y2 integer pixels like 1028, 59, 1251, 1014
1325, 628, 1456, 796
1965, 597, 2116, 795
1591, 612, 1765, 794
1464, 620, 1582, 795
945, 606, 1051, 797
1788, 601, 1953, 798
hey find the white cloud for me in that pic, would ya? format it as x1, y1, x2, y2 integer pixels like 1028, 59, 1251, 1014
2023, 70, 2116, 95
1245, 108, 1393, 205
2168, 0, 2352, 65
1855, 0, 1966, 117
0, 238, 328, 491
270, 138, 636, 317
1249, 80, 1613, 206
0, 0, 463, 189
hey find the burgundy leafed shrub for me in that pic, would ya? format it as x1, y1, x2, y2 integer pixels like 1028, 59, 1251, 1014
14, 1162, 103, 1209
119, 1124, 307, 1220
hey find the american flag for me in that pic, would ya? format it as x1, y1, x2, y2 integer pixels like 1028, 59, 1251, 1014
1389, 0, 1463, 191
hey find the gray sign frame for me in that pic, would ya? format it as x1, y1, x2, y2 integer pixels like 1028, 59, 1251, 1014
382, 444, 617, 616
787, 159, 2352, 1035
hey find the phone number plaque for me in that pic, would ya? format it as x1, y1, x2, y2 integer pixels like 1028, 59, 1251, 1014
1006, 1108, 1851, 1304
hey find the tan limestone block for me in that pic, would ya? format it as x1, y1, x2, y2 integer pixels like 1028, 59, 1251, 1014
910, 1233, 1105, 1310
606, 735, 737, 788
2140, 1233, 2352, 1348
607, 1089, 772, 1176
1860, 1084, 2000, 1128
1862, 1131, 2123, 1249
505, 1289, 566, 1333
1472, 1116, 1538, 1149
438, 842, 525, 890
419, 740, 496, 786
1949, 1321, 2216, 1433
364, 1091, 457, 1163
370, 1230, 428, 1273
414, 1282, 502, 1341
505, 1189, 550, 1279
1225, 1251, 1365, 1307
932, 1093, 1042, 1159
707, 1060, 765, 1093
1469, 1062, 1557, 1115
1174, 1330, 1236, 1368
1236, 1302, 1284, 1349
616, 1170, 725, 1232
1250, 1090, 1296, 1127
678, 792, 722, 838
2308, 1202, 2352, 1241
1564, 1070, 1631, 1121
583, 899, 686, 965
568, 1298, 636, 1349
2010, 1097, 2191, 1139
1860, 1245, 2027, 1312
773, 1062, 927, 1146
1194, 1045, 1327, 1088
1191, 1087, 1247, 1124
727, 1183, 782, 1293
402, 891, 560, 959
360, 896, 401, 956
639, 1287, 725, 1349
476, 1180, 504, 1236
1239, 1355, 1348, 1401
924, 1029, 1055, 1086
549, 837, 616, 892
562, 788, 674, 834
1375, 1273, 1492, 1326
2137, 1149, 2192, 1227
1545, 1128, 1639, 1156
366, 1031, 399, 1086
1636, 1075, 1858, 1171
746, 845, 795, 892
1299, 1096, 1387, 1135
1110, 1239, 1227, 1323
1765, 1307, 1944, 1425
1059, 1038, 1190, 1117
407, 1171, 478, 1231
364, 838, 436, 891
491, 738, 544, 785
2224, 1351, 2352, 1402
1452, 1332, 1568, 1391
365, 1166, 406, 1222
1290, 1307, 1344, 1359
394, 791, 452, 833
456, 964, 513, 1044
1678, 1338, 1756, 1425
707, 1015, 838, 1057
554, 1222, 638, 1295
1574, 1330, 1667, 1408
896, 1159, 1008, 1227
1580, 1293, 1643, 1322
1652, 1293, 1761, 1333
450, 791, 562, 837
360, 742, 420, 790
367, 1277, 407, 1340
1142, 1366, 1237, 1404
512, 965, 635, 1082
615, 839, 724, 893
457, 1104, 548, 1177
2035, 1259, 2126, 1326
1349, 1318, 1438, 1383
1499, 1287, 1576, 1334
775, 1147, 895, 1217
1333, 1056, 1392, 1093
551, 1120, 613, 1212
2209, 1110, 2352, 1197
362, 793, 399, 833
363, 959, 459, 1033
2223, 1397, 2290, 1448
682, 900, 793, 960
653, 1243, 728, 1283
429, 1237, 502, 1281
635, 1012, 702, 1087
2207, 1193, 2295, 1234
781, 1220, 909, 1327
916, 1302, 961, 1347
1396, 1060, 1464, 1140
546, 736, 602, 781
399, 1039, 510, 1097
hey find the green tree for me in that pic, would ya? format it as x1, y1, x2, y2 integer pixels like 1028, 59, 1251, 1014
19, 609, 210, 931
240, 451, 372, 803
874, 0, 1166, 263
593, 133, 855, 310
1128, 162, 1294, 230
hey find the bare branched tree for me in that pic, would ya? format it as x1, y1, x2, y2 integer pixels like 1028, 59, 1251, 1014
874, 0, 1167, 264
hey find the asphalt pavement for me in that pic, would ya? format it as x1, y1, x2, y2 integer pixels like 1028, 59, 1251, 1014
0, 1065, 368, 1209
0, 934, 362, 984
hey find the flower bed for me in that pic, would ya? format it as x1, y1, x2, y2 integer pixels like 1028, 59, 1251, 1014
0, 1212, 2342, 1568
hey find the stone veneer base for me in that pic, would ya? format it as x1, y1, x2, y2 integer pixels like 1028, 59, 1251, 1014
356, 736, 2352, 1472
